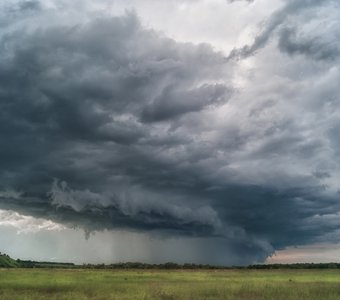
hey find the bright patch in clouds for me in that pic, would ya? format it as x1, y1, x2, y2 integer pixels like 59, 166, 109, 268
267, 244, 340, 264
0, 210, 66, 234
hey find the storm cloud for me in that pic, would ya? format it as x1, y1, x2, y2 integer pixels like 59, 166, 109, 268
1, 0, 340, 265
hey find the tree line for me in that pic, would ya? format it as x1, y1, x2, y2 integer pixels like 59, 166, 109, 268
2, 253, 340, 269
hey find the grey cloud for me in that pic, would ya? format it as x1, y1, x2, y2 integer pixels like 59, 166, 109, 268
0, 8, 232, 237
18, 0, 41, 11
278, 27, 340, 61
141, 84, 229, 122
227, 0, 254, 2
1, 0, 340, 265
49, 179, 222, 235
228, 0, 333, 59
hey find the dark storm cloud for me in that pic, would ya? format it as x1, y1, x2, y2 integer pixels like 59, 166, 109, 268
0, 7, 231, 236
1, 0, 340, 265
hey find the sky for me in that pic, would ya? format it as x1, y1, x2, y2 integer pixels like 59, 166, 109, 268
0, 0, 340, 266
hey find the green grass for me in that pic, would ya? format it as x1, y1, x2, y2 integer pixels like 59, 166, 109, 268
0, 269, 340, 299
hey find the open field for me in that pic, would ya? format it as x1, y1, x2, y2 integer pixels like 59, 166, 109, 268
0, 269, 340, 300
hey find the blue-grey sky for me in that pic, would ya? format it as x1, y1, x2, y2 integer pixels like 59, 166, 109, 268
1, 0, 340, 265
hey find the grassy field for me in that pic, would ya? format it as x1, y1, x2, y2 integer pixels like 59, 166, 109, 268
0, 268, 340, 300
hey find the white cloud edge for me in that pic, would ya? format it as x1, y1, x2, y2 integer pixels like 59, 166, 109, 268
0, 209, 66, 234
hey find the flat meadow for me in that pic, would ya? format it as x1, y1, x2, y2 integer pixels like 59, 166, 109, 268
0, 268, 340, 300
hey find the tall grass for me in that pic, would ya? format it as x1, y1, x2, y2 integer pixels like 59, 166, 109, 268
0, 269, 340, 299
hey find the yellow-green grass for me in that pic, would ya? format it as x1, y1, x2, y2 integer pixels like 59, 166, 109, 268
0, 268, 340, 299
